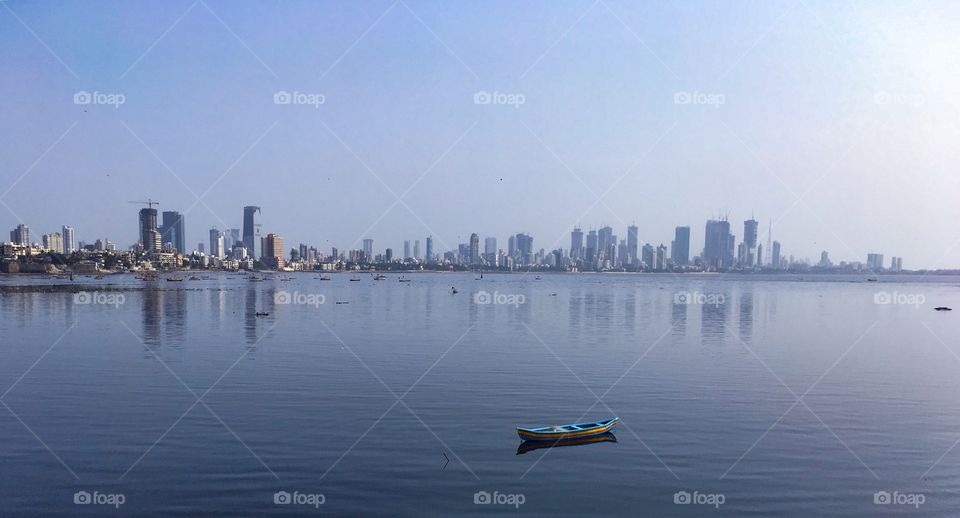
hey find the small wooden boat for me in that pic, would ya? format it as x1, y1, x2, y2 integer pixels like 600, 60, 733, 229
349, 277, 361, 281
516, 432, 617, 455
935, 306, 953, 311
166, 277, 183, 282
517, 417, 619, 442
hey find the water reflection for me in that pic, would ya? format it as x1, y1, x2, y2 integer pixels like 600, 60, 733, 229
738, 289, 754, 343
516, 432, 618, 455
700, 291, 730, 344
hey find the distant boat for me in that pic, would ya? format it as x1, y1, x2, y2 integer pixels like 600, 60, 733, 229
935, 306, 953, 311
255, 311, 269, 317
373, 274, 387, 280
516, 432, 617, 455
866, 277, 878, 282
535, 276, 542, 280
94, 275, 104, 280
349, 277, 362, 282
166, 277, 183, 282
399, 276, 411, 282
319, 275, 332, 281
517, 417, 619, 442
189, 276, 201, 281
451, 286, 458, 294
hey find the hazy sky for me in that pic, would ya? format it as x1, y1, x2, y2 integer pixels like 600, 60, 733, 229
1, 0, 959, 267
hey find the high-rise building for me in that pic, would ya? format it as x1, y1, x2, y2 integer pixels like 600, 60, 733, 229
42, 232, 64, 253
743, 218, 758, 266
597, 226, 613, 262
626, 225, 638, 266
9, 223, 30, 245
404, 240, 412, 261
819, 251, 831, 267
469, 233, 480, 264
641, 243, 654, 269
62, 225, 75, 254
363, 238, 374, 261
672, 226, 690, 266
242, 206, 260, 258
139, 208, 160, 253
656, 244, 668, 270
209, 228, 224, 259
263, 234, 285, 269
515, 233, 533, 266
703, 219, 733, 270
585, 230, 598, 263
867, 253, 884, 270
570, 227, 584, 261
772, 241, 782, 269
160, 211, 185, 253
425, 236, 433, 263
414, 240, 420, 260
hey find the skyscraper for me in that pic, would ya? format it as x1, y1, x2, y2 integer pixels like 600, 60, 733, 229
404, 240, 411, 261
425, 236, 433, 263
469, 233, 480, 264
570, 227, 584, 261
641, 243, 654, 269
209, 228, 224, 259
62, 225, 75, 254
160, 211, 185, 253
672, 226, 690, 266
743, 218, 758, 266
363, 238, 374, 260
597, 226, 613, 262
867, 253, 884, 270
263, 234, 285, 269
414, 240, 420, 260
703, 219, 733, 270
626, 225, 638, 266
585, 230, 598, 263
139, 208, 160, 253
772, 240, 782, 269
656, 243, 668, 270
515, 233, 533, 266
242, 206, 260, 258
9, 224, 30, 245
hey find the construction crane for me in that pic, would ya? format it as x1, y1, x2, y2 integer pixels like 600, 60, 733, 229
128, 199, 160, 209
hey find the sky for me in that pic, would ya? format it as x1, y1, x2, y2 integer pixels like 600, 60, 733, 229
1, 0, 959, 268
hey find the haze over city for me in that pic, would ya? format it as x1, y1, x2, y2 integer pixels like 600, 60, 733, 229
2, 0, 959, 267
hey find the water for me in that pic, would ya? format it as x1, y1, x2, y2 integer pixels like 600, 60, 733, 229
1, 272, 959, 516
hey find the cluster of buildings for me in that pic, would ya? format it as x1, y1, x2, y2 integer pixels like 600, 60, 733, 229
2, 207, 907, 274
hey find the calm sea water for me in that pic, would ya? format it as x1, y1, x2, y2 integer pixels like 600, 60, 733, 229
1, 272, 959, 516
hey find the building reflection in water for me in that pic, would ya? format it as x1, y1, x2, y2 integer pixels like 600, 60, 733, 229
738, 288, 754, 343
700, 290, 730, 345
671, 298, 687, 337
142, 289, 162, 350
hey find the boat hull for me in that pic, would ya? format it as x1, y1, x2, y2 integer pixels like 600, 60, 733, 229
517, 417, 619, 441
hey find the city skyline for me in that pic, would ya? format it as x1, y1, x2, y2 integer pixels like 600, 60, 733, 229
1, 1, 958, 268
